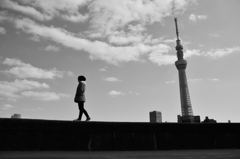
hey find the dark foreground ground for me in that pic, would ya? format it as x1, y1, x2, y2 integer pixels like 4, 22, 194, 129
2, 118, 240, 150
1, 150, 240, 159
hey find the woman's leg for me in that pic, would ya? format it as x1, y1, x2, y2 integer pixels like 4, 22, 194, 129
78, 102, 90, 120
82, 102, 90, 120
78, 102, 84, 120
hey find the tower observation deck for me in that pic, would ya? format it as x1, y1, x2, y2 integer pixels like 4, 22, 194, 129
174, 18, 200, 123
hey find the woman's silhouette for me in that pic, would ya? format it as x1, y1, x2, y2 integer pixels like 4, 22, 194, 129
74, 75, 90, 121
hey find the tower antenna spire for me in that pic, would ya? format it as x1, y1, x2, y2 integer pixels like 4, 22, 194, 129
174, 17, 180, 40
174, 17, 183, 60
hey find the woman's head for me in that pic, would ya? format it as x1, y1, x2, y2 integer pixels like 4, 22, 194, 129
78, 75, 86, 82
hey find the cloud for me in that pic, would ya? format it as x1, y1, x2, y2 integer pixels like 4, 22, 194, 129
128, 91, 140, 96
0, 0, 51, 21
45, 45, 60, 52
108, 90, 125, 97
169, 47, 240, 60
148, 44, 174, 66
208, 78, 220, 82
188, 78, 203, 83
165, 80, 176, 84
204, 47, 240, 58
108, 33, 144, 46
0, 26, 6, 34
86, 0, 192, 48
161, 38, 176, 44
1, 0, 198, 65
65, 71, 75, 77
189, 13, 208, 22
149, 53, 176, 66
0, 104, 14, 110
11, 17, 164, 65
0, 11, 9, 22
61, 13, 89, 23
188, 78, 220, 83
13, 18, 143, 64
183, 47, 240, 59
148, 45, 200, 66
209, 33, 221, 38
0, 79, 49, 99
108, 90, 140, 97
0, 79, 69, 101
29, 35, 40, 41
21, 91, 68, 101
166, 78, 220, 85
104, 77, 121, 82
99, 67, 107, 72
184, 49, 201, 57
3, 58, 64, 79
0, 57, 73, 101
88, 0, 191, 38
1, 0, 192, 30
0, 0, 90, 22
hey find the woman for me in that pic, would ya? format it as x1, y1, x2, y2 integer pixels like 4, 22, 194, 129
74, 75, 90, 121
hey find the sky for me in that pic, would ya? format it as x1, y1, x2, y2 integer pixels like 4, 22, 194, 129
0, 0, 240, 122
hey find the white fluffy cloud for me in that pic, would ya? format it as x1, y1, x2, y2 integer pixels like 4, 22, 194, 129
0, 26, 6, 34
88, 0, 190, 37
148, 44, 174, 66
0, 0, 198, 66
184, 47, 240, 59
12, 17, 156, 64
3, 58, 64, 79
0, 104, 14, 110
184, 49, 201, 57
0, 78, 69, 101
149, 53, 176, 66
45, 45, 60, 52
0, 79, 49, 99
0, 0, 90, 22
165, 78, 220, 85
209, 33, 221, 38
189, 13, 208, 22
204, 47, 240, 58
149, 45, 240, 66
108, 90, 140, 97
104, 77, 121, 82
108, 90, 125, 97
208, 78, 220, 82
21, 91, 68, 101
0, 57, 73, 101
99, 67, 107, 72
165, 80, 176, 84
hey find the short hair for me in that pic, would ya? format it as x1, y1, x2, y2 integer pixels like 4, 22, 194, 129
78, 75, 86, 81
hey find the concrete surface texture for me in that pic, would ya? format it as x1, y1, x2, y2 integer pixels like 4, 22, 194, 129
1, 150, 240, 159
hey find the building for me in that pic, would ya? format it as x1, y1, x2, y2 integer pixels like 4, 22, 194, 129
149, 111, 162, 123
174, 18, 200, 123
11, 114, 21, 119
202, 116, 217, 123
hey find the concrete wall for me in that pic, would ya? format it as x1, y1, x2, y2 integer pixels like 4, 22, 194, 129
0, 118, 240, 150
